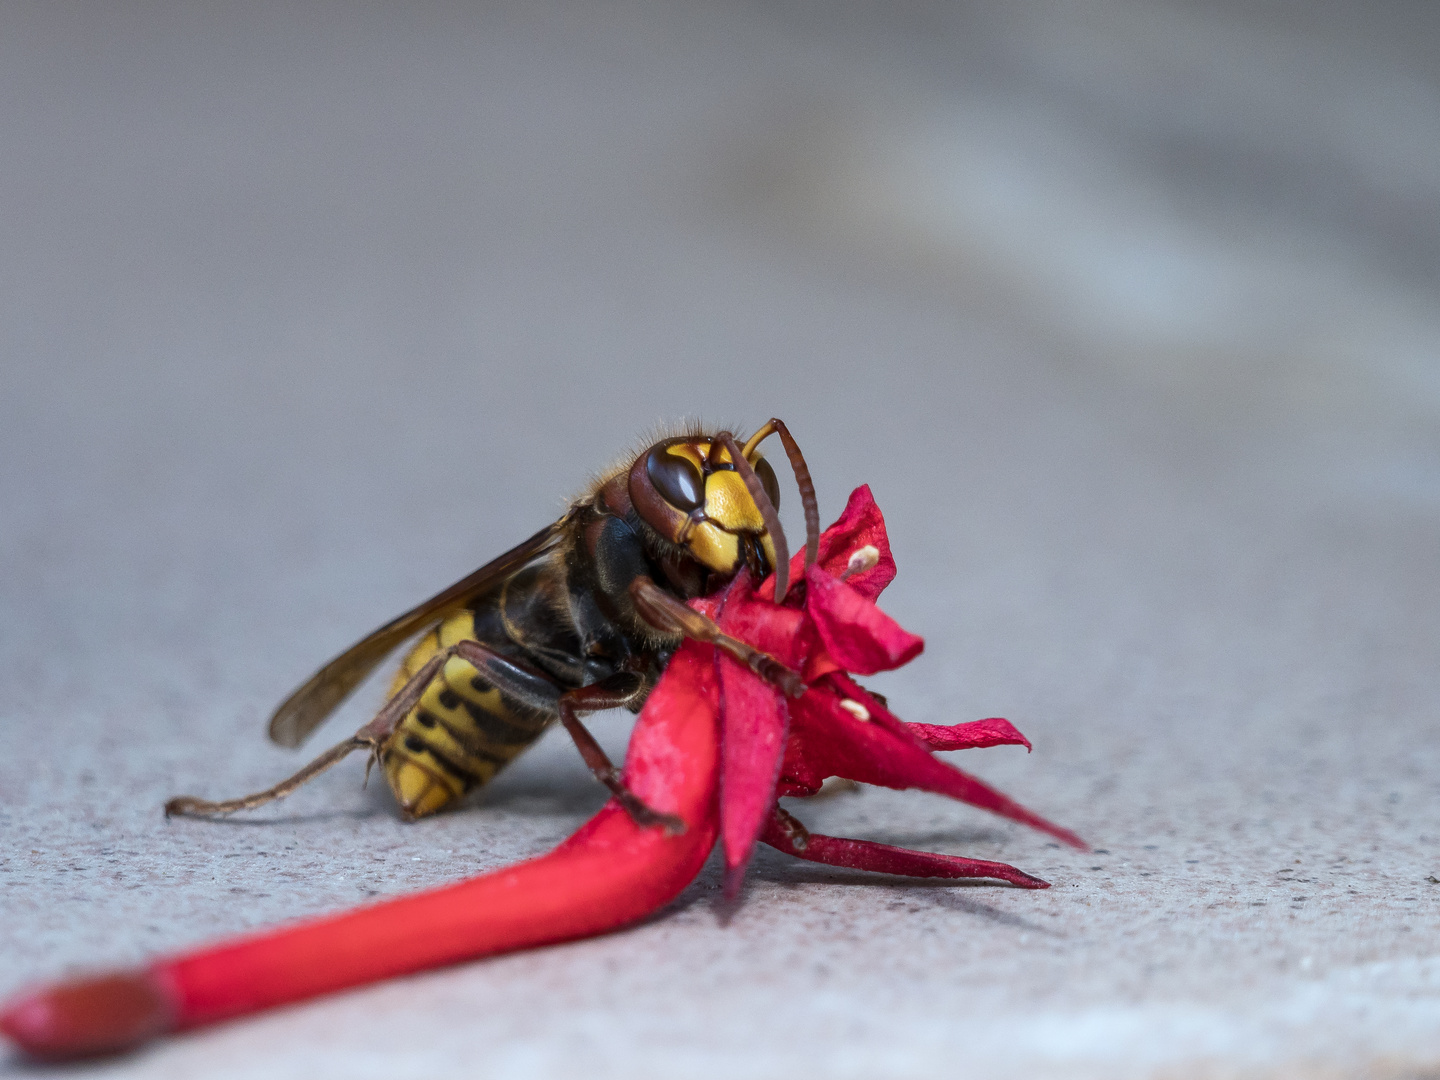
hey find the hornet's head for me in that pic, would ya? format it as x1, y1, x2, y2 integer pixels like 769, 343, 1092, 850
627, 420, 817, 602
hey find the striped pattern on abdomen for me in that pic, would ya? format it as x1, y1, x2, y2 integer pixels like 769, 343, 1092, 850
381, 610, 553, 818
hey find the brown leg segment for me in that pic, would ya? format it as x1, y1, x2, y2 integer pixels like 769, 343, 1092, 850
448, 639, 684, 834
171, 635, 693, 830
164, 650, 459, 818
629, 576, 805, 698
554, 676, 687, 836
164, 736, 373, 818
419, 641, 685, 832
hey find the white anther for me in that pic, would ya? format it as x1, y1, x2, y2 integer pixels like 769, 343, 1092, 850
842, 545, 880, 581
838, 698, 871, 722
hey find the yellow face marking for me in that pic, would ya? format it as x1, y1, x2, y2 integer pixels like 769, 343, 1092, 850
704, 440, 734, 466
659, 442, 744, 480
702, 471, 766, 533
665, 443, 706, 471
685, 520, 741, 573
651, 443, 778, 574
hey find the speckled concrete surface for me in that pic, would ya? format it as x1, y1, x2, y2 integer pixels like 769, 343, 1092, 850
3, 3, 1440, 1077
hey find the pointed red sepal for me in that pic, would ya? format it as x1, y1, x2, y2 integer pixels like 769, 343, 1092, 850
716, 648, 790, 897
908, 717, 1032, 752
761, 810, 1050, 889
757, 485, 897, 603
0, 970, 176, 1059
803, 564, 923, 675
712, 576, 810, 662
787, 678, 1087, 851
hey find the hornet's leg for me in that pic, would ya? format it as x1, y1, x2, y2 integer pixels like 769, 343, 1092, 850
445, 640, 685, 833
163, 736, 371, 818
629, 576, 805, 698
549, 673, 686, 836
168, 637, 687, 835
166, 640, 549, 818
165, 649, 459, 818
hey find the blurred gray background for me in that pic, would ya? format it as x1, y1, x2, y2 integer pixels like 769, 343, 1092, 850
3, 2, 1440, 1077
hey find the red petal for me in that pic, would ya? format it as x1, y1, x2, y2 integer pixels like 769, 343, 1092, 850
803, 564, 924, 676
790, 683, 1087, 850
776, 726, 824, 797
761, 811, 1049, 888
757, 485, 897, 603
614, 640, 724, 810
709, 572, 812, 669
908, 717, 1032, 752
716, 642, 791, 895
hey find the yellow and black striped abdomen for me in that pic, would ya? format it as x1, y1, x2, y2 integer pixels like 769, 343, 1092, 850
381, 610, 552, 818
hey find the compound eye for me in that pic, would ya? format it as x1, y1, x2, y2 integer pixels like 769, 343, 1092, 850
754, 456, 781, 512
646, 447, 704, 512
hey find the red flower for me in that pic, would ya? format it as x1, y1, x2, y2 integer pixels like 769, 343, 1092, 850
697, 485, 1085, 895
0, 487, 1082, 1060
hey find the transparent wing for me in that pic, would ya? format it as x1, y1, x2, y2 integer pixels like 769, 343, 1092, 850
267, 519, 569, 748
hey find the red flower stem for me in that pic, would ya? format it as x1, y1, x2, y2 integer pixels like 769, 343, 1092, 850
1, 648, 722, 1061
762, 808, 1050, 889
164, 806, 717, 1028
2, 811, 717, 1059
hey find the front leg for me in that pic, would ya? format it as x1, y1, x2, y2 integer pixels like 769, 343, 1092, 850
629, 576, 805, 697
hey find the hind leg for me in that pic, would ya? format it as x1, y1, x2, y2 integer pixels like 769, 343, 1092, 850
164, 649, 459, 818
169, 640, 682, 832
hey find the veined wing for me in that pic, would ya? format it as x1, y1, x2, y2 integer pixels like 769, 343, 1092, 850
267, 519, 570, 748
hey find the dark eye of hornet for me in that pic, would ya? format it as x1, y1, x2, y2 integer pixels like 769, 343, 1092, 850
754, 456, 781, 513
646, 446, 704, 511
165, 419, 819, 825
